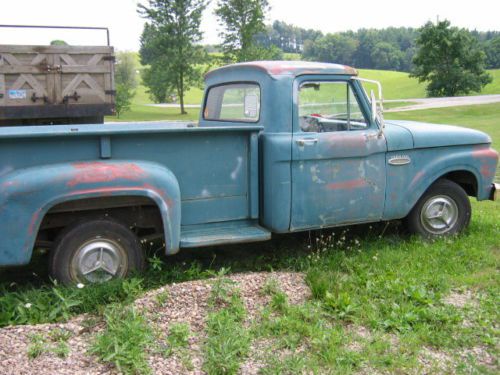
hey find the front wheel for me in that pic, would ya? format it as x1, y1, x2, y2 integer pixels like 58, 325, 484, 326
49, 219, 145, 285
406, 179, 471, 238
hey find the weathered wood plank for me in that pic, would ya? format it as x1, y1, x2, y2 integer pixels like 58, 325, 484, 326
0, 44, 114, 119
0, 66, 49, 74
60, 65, 110, 74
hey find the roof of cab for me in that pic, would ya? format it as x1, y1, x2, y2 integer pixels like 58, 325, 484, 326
205, 61, 358, 79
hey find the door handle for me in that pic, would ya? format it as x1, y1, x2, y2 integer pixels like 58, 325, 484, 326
296, 138, 318, 146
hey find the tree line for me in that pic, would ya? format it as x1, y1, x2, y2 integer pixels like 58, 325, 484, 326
113, 0, 499, 116
255, 21, 500, 72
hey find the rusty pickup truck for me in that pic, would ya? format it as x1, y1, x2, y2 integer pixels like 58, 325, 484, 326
0, 61, 498, 284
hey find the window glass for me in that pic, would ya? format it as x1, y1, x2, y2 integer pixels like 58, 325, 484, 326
204, 83, 260, 122
298, 82, 368, 132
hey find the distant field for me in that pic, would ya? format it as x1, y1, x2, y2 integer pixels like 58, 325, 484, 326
358, 69, 500, 100
386, 102, 500, 150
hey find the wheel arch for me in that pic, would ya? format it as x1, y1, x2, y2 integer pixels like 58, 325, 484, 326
0, 160, 181, 267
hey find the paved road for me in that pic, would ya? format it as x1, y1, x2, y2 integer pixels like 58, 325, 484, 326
385, 94, 500, 112
147, 94, 500, 112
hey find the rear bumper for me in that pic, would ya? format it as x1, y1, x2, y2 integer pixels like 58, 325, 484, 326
490, 183, 500, 201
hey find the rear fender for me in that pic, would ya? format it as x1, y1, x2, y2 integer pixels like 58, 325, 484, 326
0, 160, 181, 266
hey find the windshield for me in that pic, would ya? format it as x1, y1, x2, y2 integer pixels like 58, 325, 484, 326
298, 81, 368, 132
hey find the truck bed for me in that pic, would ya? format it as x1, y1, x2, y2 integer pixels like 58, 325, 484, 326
0, 122, 261, 227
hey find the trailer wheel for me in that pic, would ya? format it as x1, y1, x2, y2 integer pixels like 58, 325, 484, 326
49, 219, 145, 285
406, 179, 471, 238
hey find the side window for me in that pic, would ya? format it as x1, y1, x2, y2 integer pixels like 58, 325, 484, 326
204, 83, 260, 122
298, 81, 368, 132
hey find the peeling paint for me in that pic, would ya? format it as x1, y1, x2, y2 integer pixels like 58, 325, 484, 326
310, 165, 325, 184
67, 162, 147, 187
230, 157, 243, 180
327, 179, 367, 190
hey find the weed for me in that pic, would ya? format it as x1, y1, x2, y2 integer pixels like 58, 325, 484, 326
27, 333, 46, 359
52, 340, 70, 358
270, 292, 289, 313
26, 326, 73, 360
49, 327, 71, 342
165, 322, 191, 356
203, 276, 250, 375
91, 304, 153, 375
155, 289, 170, 307
148, 255, 164, 272
261, 278, 280, 296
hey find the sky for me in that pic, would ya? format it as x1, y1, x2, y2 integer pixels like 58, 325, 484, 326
0, 0, 498, 51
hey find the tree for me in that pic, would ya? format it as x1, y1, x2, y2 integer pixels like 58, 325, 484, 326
411, 20, 492, 97
114, 51, 138, 118
303, 34, 358, 65
50, 40, 68, 46
215, 0, 277, 62
484, 37, 500, 69
370, 42, 404, 70
138, 0, 208, 114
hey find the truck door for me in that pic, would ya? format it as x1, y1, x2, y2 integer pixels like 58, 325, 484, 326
290, 78, 387, 230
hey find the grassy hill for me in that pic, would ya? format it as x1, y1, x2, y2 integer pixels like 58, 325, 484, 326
108, 68, 500, 122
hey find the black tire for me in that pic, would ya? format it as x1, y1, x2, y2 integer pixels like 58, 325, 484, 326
49, 219, 145, 285
406, 179, 471, 238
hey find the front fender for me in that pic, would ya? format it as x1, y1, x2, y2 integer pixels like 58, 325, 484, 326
0, 160, 181, 266
384, 145, 497, 220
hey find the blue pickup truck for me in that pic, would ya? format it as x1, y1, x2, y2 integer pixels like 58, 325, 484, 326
0, 61, 498, 284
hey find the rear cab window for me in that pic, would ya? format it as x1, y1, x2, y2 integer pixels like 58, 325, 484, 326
204, 83, 260, 123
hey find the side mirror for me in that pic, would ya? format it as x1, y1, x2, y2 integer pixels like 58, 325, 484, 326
370, 90, 377, 123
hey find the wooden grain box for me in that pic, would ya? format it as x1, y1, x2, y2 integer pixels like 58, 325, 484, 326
0, 45, 115, 124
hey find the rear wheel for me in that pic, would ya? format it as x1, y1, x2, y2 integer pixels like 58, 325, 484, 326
406, 179, 471, 238
49, 219, 145, 285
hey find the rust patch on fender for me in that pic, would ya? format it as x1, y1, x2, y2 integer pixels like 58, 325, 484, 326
409, 171, 425, 187
28, 209, 41, 236
67, 184, 172, 207
472, 148, 499, 178
67, 162, 146, 187
327, 179, 367, 190
472, 148, 499, 160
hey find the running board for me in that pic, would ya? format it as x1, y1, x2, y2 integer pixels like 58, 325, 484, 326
180, 220, 271, 248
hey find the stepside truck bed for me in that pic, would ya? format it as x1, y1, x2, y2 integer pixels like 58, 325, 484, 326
0, 122, 264, 266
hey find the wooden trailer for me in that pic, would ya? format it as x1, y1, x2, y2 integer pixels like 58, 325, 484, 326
0, 26, 115, 125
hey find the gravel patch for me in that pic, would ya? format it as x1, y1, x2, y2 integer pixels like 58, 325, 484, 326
460, 346, 497, 370
0, 272, 308, 375
0, 315, 112, 375
443, 289, 478, 308
419, 345, 498, 373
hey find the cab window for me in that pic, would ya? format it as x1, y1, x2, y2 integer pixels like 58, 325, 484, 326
298, 81, 368, 132
204, 83, 260, 122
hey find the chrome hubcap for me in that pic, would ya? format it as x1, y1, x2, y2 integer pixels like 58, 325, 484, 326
420, 195, 459, 234
71, 239, 127, 283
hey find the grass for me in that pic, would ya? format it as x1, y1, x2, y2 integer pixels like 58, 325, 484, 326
358, 68, 500, 100
91, 304, 154, 374
27, 328, 71, 359
1, 104, 499, 373
203, 276, 251, 375
386, 103, 500, 150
